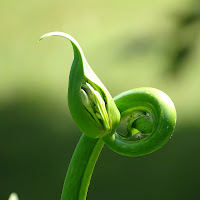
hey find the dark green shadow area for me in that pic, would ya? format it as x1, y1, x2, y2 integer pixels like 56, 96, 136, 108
1, 96, 200, 200
0, 96, 80, 200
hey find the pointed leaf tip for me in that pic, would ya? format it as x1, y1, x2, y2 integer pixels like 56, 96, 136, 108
39, 32, 84, 54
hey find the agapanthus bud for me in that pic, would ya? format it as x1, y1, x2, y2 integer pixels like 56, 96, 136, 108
40, 32, 120, 138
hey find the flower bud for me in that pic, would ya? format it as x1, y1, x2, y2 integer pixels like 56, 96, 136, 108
40, 32, 120, 138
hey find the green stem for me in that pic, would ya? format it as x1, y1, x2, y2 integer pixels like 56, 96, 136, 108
61, 134, 104, 200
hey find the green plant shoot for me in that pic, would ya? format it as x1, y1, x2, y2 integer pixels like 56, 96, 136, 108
40, 32, 176, 200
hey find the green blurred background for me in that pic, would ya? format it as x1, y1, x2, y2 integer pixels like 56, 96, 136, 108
1, 0, 200, 199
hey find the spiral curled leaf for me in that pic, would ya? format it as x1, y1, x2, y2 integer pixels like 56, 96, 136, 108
103, 87, 177, 157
